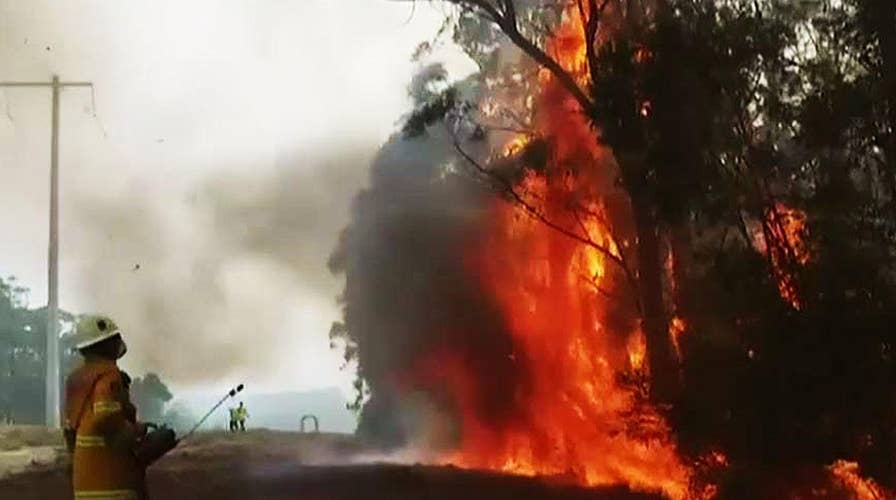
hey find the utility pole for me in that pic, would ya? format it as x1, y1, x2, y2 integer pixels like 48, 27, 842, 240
0, 75, 93, 428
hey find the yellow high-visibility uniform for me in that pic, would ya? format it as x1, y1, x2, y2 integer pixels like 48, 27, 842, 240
236, 407, 248, 420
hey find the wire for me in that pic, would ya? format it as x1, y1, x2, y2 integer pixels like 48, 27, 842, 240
87, 85, 108, 139
403, 0, 418, 25
1, 88, 13, 123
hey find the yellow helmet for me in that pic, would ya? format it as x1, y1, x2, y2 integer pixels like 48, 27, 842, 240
73, 314, 122, 349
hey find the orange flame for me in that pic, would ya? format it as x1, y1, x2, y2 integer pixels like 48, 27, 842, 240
427, 6, 697, 499
502, 135, 531, 157
752, 202, 810, 309
410, 5, 890, 499
669, 316, 686, 361
828, 460, 893, 500
446, 185, 692, 499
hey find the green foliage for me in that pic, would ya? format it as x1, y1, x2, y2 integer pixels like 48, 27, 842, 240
130, 372, 174, 423
0, 277, 76, 424
402, 86, 459, 138
0, 276, 181, 426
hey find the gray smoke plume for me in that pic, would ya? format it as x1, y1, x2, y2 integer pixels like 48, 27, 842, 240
70, 146, 370, 384
328, 124, 529, 448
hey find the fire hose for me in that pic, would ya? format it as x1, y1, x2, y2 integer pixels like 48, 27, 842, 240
134, 383, 244, 467
181, 383, 245, 442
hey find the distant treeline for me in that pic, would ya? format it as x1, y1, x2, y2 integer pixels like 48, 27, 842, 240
0, 277, 182, 426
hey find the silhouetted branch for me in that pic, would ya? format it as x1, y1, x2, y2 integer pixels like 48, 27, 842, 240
444, 0, 595, 113
449, 132, 639, 296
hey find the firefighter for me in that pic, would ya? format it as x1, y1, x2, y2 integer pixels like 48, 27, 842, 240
235, 402, 249, 431
63, 314, 149, 500
228, 406, 238, 432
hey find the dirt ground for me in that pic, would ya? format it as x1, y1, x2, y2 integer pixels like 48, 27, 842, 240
0, 429, 663, 500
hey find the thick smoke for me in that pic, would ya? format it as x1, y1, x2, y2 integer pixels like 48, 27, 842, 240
70, 147, 370, 384
329, 126, 528, 449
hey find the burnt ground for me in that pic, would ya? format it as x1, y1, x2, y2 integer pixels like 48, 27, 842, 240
0, 430, 664, 500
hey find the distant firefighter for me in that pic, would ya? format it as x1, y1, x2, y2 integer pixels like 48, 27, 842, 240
236, 402, 249, 431
228, 406, 239, 433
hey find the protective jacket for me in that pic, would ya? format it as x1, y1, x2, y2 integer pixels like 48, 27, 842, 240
64, 359, 145, 500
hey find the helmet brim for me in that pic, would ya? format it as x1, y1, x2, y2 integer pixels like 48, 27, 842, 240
75, 330, 122, 349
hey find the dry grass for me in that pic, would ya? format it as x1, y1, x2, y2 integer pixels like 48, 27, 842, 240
0, 425, 64, 451
1, 430, 666, 499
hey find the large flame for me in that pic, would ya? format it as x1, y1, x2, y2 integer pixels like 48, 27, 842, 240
449, 178, 693, 498
419, 7, 694, 499
397, 5, 888, 499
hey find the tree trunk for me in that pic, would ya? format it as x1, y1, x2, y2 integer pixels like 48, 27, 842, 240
631, 193, 679, 404
669, 218, 694, 318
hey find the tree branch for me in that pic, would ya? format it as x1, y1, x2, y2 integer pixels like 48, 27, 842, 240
501, 0, 516, 22
478, 122, 537, 135
571, 204, 640, 300
447, 0, 595, 114
450, 132, 638, 294
584, 0, 610, 94
459, 0, 503, 24
577, 273, 636, 310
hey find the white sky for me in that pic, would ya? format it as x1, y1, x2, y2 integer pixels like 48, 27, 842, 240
0, 0, 472, 399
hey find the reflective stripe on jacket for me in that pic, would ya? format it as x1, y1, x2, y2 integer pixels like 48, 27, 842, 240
74, 489, 140, 499
64, 359, 143, 500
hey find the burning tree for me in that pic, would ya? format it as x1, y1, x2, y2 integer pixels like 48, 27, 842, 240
331, 0, 896, 497
400, 0, 810, 406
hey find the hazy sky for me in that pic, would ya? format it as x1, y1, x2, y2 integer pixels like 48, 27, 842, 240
0, 1, 472, 398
